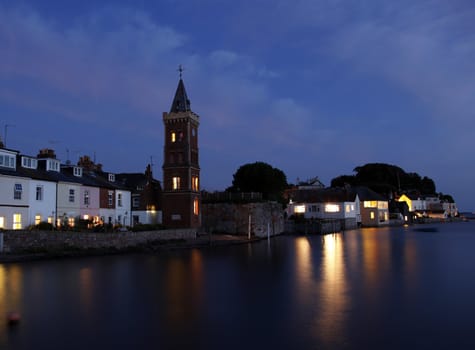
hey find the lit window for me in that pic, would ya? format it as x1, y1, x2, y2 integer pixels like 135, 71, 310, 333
378, 201, 388, 209
192, 176, 199, 191
294, 205, 306, 214
13, 214, 22, 230
172, 177, 181, 190
171, 132, 176, 142
69, 189, 75, 203
84, 190, 90, 205
325, 204, 340, 213
14, 183, 22, 200
370, 211, 375, 220
364, 201, 378, 208
47, 216, 53, 224
68, 217, 75, 227
35, 215, 41, 225
193, 198, 199, 215
36, 186, 43, 201
0, 217, 4, 228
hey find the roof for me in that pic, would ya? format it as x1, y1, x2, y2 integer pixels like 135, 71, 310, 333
170, 79, 191, 113
289, 188, 356, 203
351, 186, 387, 201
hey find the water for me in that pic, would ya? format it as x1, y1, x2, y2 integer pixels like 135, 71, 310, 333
1, 222, 475, 349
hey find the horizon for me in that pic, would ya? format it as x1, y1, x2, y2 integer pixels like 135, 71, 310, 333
1, 1, 474, 211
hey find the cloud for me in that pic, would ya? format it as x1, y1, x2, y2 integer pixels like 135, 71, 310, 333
0, 5, 186, 122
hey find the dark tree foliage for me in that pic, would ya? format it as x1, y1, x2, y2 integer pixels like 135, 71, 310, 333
227, 161, 288, 202
330, 175, 356, 188
331, 163, 438, 196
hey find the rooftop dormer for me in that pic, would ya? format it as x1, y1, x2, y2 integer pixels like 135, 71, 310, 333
0, 149, 17, 170
21, 156, 38, 169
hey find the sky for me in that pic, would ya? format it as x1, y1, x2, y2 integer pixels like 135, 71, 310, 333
1, 0, 474, 210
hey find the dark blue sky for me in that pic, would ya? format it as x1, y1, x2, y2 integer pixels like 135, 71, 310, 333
1, 0, 474, 210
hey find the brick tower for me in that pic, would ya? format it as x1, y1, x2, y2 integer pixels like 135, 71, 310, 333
162, 70, 201, 228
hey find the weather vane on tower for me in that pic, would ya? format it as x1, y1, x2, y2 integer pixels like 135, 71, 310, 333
178, 64, 184, 79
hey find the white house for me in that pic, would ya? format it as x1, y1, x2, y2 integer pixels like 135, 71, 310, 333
0, 148, 30, 230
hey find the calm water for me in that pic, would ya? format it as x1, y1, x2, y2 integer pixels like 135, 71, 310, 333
1, 222, 475, 349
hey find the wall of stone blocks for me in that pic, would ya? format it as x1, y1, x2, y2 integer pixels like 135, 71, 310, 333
202, 202, 284, 237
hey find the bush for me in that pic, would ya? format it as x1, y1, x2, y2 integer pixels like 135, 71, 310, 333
38, 222, 54, 230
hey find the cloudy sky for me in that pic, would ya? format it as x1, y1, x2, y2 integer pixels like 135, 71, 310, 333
1, 0, 474, 210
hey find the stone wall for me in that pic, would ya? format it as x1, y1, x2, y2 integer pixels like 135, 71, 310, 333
202, 202, 284, 237
1, 229, 197, 253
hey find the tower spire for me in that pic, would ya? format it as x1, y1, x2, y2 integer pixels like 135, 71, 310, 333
170, 65, 191, 113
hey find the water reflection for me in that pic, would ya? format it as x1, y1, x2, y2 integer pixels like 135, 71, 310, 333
164, 249, 204, 335
0, 264, 23, 346
315, 234, 348, 346
79, 267, 93, 318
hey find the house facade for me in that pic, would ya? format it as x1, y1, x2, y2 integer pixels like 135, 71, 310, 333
0, 146, 132, 230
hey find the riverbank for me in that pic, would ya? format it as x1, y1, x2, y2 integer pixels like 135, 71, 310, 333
0, 233, 262, 263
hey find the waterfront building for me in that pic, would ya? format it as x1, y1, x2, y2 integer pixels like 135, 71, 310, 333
162, 73, 201, 228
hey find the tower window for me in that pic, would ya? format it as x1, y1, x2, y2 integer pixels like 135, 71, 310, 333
193, 198, 199, 215
172, 177, 181, 190
171, 132, 176, 143
192, 176, 199, 191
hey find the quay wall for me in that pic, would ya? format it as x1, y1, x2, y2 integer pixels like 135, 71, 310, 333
1, 229, 197, 253
202, 202, 284, 237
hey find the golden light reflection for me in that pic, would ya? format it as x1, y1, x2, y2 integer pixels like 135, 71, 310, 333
0, 265, 23, 346
315, 234, 348, 345
79, 267, 93, 317
295, 237, 313, 301
166, 258, 188, 325
361, 228, 391, 292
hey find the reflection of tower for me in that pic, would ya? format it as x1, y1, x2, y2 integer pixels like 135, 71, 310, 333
162, 70, 201, 228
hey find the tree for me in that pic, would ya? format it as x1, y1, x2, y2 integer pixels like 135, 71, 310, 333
227, 161, 288, 201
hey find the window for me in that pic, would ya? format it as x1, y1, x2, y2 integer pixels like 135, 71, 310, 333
132, 196, 140, 208
35, 215, 41, 225
22, 157, 37, 169
69, 189, 75, 203
325, 204, 340, 213
193, 198, 199, 215
14, 184, 22, 200
47, 159, 60, 172
192, 176, 199, 191
108, 191, 114, 206
47, 216, 53, 224
172, 177, 181, 190
0, 217, 4, 229
364, 201, 378, 208
370, 211, 375, 220
171, 132, 176, 142
378, 201, 388, 209
68, 217, 75, 227
84, 190, 90, 205
0, 154, 16, 169
36, 186, 43, 201
13, 214, 22, 230
117, 193, 123, 207
294, 205, 306, 214
74, 167, 82, 177
108, 174, 115, 182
